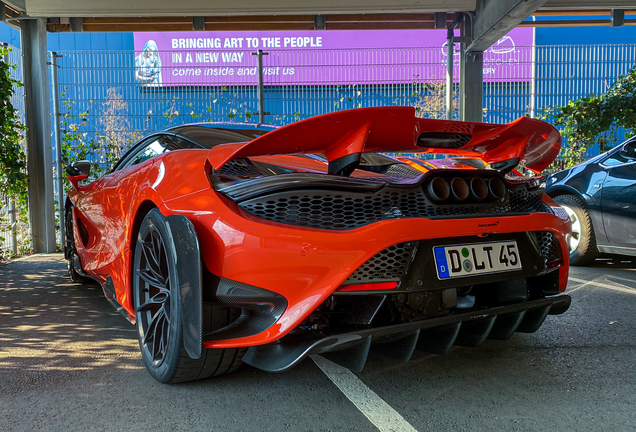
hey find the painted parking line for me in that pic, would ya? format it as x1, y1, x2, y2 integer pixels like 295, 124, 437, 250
312, 355, 418, 432
566, 278, 597, 294
569, 276, 636, 295
600, 275, 636, 285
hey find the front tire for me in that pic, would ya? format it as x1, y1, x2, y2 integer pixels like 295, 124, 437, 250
133, 209, 246, 383
554, 194, 599, 266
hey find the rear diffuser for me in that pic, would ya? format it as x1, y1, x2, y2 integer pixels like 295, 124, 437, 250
243, 295, 571, 373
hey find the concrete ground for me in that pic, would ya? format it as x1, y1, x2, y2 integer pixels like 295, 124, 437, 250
1, 254, 635, 432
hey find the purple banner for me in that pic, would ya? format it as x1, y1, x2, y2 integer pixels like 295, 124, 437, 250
133, 28, 533, 87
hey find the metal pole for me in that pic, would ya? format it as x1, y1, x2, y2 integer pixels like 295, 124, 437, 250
252, 49, 269, 124
529, 22, 537, 118
9, 199, 17, 256
458, 43, 465, 121
463, 51, 484, 122
50, 52, 65, 249
21, 18, 56, 253
458, 16, 471, 122
257, 50, 265, 124
445, 13, 463, 121
446, 36, 454, 120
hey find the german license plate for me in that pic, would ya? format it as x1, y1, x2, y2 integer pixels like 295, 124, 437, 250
434, 241, 522, 279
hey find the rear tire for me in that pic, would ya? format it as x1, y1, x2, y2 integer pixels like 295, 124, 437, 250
133, 209, 246, 383
554, 194, 599, 266
65, 206, 89, 283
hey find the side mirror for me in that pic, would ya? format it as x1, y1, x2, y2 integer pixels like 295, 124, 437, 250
66, 160, 91, 190
66, 160, 92, 177
620, 142, 636, 160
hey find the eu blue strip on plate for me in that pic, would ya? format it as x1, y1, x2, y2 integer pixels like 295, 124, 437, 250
434, 246, 449, 279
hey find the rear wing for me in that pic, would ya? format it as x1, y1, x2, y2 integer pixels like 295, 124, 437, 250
207, 107, 561, 175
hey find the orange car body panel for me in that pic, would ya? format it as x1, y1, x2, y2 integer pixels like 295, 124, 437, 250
67, 108, 569, 350
68, 150, 571, 349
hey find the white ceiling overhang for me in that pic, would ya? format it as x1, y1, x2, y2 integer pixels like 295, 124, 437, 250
6, 0, 636, 17
17, 0, 476, 17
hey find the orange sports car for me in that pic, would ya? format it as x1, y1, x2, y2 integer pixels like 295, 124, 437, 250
64, 107, 571, 383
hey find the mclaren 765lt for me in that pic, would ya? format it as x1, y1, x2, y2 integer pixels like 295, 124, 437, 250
64, 107, 571, 383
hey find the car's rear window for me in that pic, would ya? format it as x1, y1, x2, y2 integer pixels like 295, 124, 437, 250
171, 125, 273, 149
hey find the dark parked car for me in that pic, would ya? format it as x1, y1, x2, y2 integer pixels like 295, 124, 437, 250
545, 137, 636, 265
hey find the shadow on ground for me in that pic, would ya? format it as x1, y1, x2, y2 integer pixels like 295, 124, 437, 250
0, 254, 141, 390
0, 254, 634, 432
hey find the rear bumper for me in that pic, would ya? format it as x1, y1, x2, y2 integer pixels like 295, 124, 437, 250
243, 294, 571, 373
163, 192, 571, 349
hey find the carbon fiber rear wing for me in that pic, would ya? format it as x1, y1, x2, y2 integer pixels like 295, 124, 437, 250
207, 107, 561, 175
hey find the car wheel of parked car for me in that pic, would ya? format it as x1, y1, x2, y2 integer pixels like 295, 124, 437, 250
65, 207, 89, 283
133, 209, 246, 383
554, 195, 599, 266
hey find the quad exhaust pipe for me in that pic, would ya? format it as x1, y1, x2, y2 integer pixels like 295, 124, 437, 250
426, 177, 451, 203
470, 178, 489, 201
449, 177, 469, 202
425, 176, 506, 204
487, 177, 506, 201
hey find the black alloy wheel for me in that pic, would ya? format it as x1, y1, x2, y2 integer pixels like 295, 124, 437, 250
136, 219, 172, 366
133, 209, 179, 379
133, 209, 247, 383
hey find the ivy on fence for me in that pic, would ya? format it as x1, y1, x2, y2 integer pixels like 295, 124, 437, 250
548, 64, 636, 168
0, 46, 29, 259
0, 46, 27, 199
60, 87, 259, 174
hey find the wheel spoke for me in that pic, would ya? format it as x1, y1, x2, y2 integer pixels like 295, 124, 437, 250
143, 307, 168, 362
153, 315, 165, 360
137, 267, 167, 289
137, 292, 169, 312
141, 240, 169, 290
151, 230, 163, 265
143, 307, 161, 345
141, 239, 163, 279
136, 215, 175, 367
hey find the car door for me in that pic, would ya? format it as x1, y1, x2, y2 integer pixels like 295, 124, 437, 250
601, 140, 636, 250
72, 172, 110, 271
97, 134, 177, 265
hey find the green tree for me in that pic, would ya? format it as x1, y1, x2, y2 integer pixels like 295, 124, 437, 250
552, 64, 636, 167
0, 46, 29, 258
0, 46, 27, 199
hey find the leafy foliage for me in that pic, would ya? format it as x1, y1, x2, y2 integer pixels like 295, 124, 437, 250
0, 46, 30, 259
551, 64, 636, 167
410, 80, 458, 120
0, 46, 27, 199
60, 87, 257, 177
61, 88, 143, 179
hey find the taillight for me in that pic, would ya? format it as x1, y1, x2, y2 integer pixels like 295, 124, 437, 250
337, 281, 398, 292
546, 258, 562, 270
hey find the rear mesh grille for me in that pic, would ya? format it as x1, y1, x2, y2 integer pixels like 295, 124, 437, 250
536, 231, 562, 263
508, 188, 549, 213
383, 164, 423, 179
344, 242, 417, 284
343, 232, 562, 286
239, 187, 548, 230
218, 159, 263, 178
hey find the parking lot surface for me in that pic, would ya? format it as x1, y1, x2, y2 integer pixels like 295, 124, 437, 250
1, 254, 635, 432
